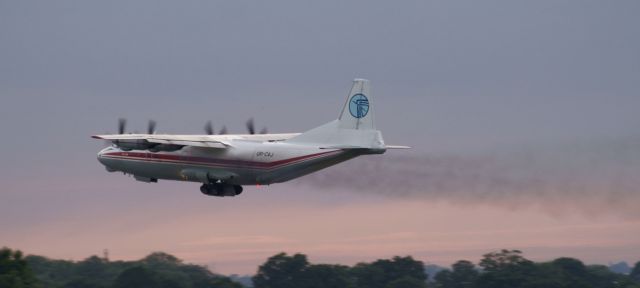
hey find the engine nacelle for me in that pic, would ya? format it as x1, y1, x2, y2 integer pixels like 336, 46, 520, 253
114, 140, 182, 152
114, 139, 153, 151
148, 144, 182, 152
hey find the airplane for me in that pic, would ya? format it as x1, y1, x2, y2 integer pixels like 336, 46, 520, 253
92, 79, 409, 197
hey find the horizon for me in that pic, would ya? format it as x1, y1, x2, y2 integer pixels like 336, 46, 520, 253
12, 246, 639, 277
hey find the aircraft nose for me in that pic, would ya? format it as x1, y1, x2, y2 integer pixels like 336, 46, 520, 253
97, 146, 108, 156
97, 147, 117, 171
97, 147, 108, 163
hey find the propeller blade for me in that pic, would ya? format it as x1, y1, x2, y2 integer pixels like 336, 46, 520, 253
118, 118, 127, 134
148, 120, 156, 134
259, 127, 268, 134
246, 118, 255, 134
204, 121, 214, 135
219, 126, 227, 135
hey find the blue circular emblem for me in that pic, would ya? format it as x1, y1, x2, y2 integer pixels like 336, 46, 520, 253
349, 94, 369, 118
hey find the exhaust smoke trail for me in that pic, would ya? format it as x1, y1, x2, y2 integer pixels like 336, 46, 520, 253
296, 137, 640, 218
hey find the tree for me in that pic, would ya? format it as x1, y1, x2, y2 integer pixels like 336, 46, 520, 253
434, 269, 454, 288
631, 261, 640, 283
386, 276, 427, 288
252, 253, 310, 288
64, 278, 106, 288
352, 256, 427, 288
25, 255, 75, 287
523, 262, 568, 288
476, 250, 535, 288
433, 260, 478, 288
143, 252, 182, 266
73, 255, 111, 285
585, 265, 640, 288
208, 276, 244, 288
24, 250, 241, 288
0, 247, 39, 288
549, 257, 592, 288
113, 266, 159, 288
478, 250, 532, 272
351, 262, 386, 288
451, 260, 478, 288
299, 264, 353, 288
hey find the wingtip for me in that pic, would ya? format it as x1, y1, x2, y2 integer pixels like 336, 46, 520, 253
91, 135, 103, 139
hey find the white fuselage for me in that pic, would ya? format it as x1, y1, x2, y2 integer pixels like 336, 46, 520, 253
98, 140, 373, 185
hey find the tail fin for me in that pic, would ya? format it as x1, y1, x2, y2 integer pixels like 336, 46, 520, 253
286, 79, 385, 149
338, 79, 374, 130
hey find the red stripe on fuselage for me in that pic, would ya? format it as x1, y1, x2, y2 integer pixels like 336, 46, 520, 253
101, 150, 340, 170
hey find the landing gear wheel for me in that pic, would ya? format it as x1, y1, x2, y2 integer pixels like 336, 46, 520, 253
200, 183, 242, 197
233, 185, 243, 195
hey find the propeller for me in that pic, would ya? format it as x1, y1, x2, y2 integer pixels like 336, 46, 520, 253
204, 121, 214, 135
204, 118, 266, 135
246, 118, 255, 134
246, 118, 268, 134
205, 121, 229, 135
147, 120, 156, 134
118, 118, 127, 134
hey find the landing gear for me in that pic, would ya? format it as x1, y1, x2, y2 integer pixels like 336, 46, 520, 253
200, 183, 243, 197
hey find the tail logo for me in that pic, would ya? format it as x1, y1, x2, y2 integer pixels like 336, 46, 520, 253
349, 94, 369, 118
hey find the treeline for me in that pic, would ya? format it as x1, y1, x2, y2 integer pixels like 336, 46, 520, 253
252, 250, 640, 288
0, 247, 241, 288
2, 247, 640, 288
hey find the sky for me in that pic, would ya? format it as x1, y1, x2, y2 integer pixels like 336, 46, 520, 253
1, 0, 639, 275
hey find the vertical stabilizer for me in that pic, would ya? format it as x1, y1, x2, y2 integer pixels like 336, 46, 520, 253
338, 79, 374, 130
286, 79, 385, 149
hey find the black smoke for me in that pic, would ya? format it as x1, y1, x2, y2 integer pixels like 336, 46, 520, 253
296, 137, 640, 218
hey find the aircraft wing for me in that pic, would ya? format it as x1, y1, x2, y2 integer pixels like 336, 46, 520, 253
92, 134, 231, 148
145, 136, 230, 148
92, 133, 301, 149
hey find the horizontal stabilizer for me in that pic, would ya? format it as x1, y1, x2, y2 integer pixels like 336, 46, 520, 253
385, 145, 411, 149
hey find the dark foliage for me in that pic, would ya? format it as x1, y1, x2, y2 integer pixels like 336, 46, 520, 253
351, 256, 427, 288
253, 253, 427, 288
3, 248, 639, 288
432, 251, 640, 288
632, 262, 640, 282
23, 251, 241, 288
433, 260, 478, 288
0, 247, 39, 288
252, 253, 311, 288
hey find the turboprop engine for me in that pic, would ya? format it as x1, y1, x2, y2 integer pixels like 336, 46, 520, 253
114, 139, 182, 152
110, 119, 182, 152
